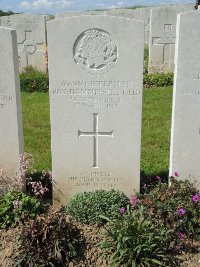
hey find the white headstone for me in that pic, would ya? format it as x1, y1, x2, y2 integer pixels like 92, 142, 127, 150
0, 26, 23, 178
1, 14, 48, 72
170, 10, 200, 187
104, 8, 137, 17
149, 5, 193, 73
56, 11, 104, 19
48, 16, 144, 204
139, 8, 151, 44
104, 8, 151, 44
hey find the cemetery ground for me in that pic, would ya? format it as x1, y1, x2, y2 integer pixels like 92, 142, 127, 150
0, 86, 200, 266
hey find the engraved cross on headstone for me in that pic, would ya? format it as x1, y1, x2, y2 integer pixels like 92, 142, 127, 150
78, 113, 113, 168
152, 34, 175, 69
17, 30, 44, 68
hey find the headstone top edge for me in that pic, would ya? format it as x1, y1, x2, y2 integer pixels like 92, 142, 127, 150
48, 15, 145, 25
178, 9, 200, 18
2, 13, 48, 17
0, 26, 16, 32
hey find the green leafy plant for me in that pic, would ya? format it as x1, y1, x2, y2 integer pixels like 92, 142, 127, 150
66, 189, 130, 225
100, 205, 176, 267
138, 177, 200, 242
0, 191, 44, 228
20, 66, 49, 92
17, 207, 80, 267
143, 72, 173, 88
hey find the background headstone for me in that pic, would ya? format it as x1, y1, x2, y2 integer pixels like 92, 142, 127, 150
1, 14, 48, 72
48, 15, 144, 204
104, 8, 137, 17
139, 7, 151, 44
104, 8, 151, 44
148, 5, 193, 73
0, 26, 23, 179
56, 11, 104, 18
169, 10, 200, 188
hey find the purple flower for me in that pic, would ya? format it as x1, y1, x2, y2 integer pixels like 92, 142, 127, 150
175, 171, 179, 177
130, 196, 137, 205
13, 199, 20, 209
119, 207, 126, 214
177, 208, 186, 216
192, 194, 199, 203
177, 232, 185, 239
143, 184, 148, 190
156, 176, 161, 180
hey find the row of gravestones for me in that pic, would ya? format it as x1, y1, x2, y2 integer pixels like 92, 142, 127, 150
1, 10, 200, 204
0, 4, 196, 74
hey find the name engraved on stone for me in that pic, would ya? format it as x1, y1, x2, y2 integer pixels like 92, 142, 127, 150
184, 90, 200, 96
74, 29, 117, 75
78, 113, 113, 168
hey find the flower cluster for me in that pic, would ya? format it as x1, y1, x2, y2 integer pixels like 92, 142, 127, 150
13, 199, 21, 210
28, 179, 49, 198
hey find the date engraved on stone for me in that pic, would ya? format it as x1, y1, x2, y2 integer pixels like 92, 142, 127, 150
74, 29, 117, 75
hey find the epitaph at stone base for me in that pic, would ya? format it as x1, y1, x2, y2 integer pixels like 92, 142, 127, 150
48, 15, 144, 204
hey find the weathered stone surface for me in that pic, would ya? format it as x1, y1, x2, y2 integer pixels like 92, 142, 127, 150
48, 15, 144, 204
104, 8, 151, 44
56, 11, 104, 18
169, 10, 200, 188
104, 8, 137, 17
0, 27, 23, 178
1, 14, 48, 72
149, 5, 193, 73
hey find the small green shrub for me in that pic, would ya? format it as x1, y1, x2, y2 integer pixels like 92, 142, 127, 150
100, 205, 176, 267
0, 191, 44, 228
17, 207, 80, 266
66, 189, 130, 225
143, 72, 173, 88
20, 66, 49, 92
137, 177, 200, 242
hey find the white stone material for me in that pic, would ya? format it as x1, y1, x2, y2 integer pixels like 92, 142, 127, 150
138, 8, 151, 44
56, 11, 104, 18
149, 5, 193, 73
104, 8, 137, 17
1, 14, 48, 72
104, 8, 151, 44
169, 10, 200, 188
48, 15, 144, 204
0, 26, 23, 178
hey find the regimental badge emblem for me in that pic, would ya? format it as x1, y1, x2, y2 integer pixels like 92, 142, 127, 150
74, 29, 118, 75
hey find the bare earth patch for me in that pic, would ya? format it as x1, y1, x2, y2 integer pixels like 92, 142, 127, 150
0, 218, 199, 267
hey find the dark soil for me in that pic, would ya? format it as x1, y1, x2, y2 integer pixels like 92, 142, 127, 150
0, 217, 200, 267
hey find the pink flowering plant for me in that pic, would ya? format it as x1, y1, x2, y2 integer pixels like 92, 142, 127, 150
0, 153, 47, 228
134, 176, 200, 243
0, 191, 44, 228
26, 170, 52, 199
100, 205, 176, 267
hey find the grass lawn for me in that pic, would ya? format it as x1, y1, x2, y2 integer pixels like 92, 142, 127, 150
21, 86, 173, 176
22, 92, 51, 171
